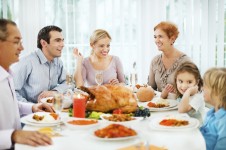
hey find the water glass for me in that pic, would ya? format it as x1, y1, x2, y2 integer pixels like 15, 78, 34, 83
95, 71, 103, 86
53, 94, 63, 131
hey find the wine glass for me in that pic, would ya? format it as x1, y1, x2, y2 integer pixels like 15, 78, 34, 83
130, 72, 138, 86
66, 74, 75, 90
53, 94, 63, 131
95, 71, 103, 86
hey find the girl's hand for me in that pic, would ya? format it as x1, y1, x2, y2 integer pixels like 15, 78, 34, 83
73, 48, 83, 61
161, 84, 175, 99
108, 78, 119, 85
186, 85, 198, 96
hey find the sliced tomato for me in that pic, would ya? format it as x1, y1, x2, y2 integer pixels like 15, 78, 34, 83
113, 108, 122, 114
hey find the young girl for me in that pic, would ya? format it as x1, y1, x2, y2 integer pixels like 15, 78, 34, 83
174, 62, 205, 123
200, 68, 226, 150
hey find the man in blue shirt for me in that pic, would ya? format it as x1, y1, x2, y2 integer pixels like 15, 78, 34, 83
12, 25, 69, 103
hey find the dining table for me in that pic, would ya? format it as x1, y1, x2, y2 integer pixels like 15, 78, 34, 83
15, 92, 207, 150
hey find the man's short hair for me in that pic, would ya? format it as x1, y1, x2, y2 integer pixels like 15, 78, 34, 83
0, 19, 17, 41
37, 25, 62, 49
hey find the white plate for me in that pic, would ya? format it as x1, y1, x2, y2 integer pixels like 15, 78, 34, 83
26, 112, 61, 124
63, 117, 100, 130
90, 133, 138, 141
40, 97, 54, 104
100, 114, 142, 125
138, 98, 179, 112
90, 125, 139, 141
21, 113, 61, 127
149, 115, 199, 131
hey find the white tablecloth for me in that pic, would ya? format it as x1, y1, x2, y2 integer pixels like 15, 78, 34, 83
16, 110, 206, 150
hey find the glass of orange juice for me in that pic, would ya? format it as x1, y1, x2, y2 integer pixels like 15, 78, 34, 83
73, 93, 86, 118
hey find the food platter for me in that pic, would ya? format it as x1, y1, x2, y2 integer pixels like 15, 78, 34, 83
40, 97, 54, 104
138, 98, 178, 111
21, 112, 61, 127
149, 115, 199, 131
63, 117, 100, 130
90, 124, 139, 141
90, 132, 138, 141
100, 114, 142, 126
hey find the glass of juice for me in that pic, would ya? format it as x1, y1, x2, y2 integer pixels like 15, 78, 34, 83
73, 93, 86, 118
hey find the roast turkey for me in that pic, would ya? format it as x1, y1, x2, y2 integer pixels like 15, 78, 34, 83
80, 84, 137, 113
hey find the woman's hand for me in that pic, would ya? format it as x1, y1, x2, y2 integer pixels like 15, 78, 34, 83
161, 84, 175, 99
108, 78, 120, 85
73, 48, 83, 61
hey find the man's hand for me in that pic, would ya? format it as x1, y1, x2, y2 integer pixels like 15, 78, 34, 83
12, 130, 52, 147
38, 91, 57, 102
32, 103, 55, 113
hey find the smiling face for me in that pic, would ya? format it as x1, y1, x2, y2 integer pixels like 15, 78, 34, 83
91, 37, 111, 58
0, 24, 24, 70
42, 31, 64, 61
176, 71, 197, 95
154, 29, 175, 51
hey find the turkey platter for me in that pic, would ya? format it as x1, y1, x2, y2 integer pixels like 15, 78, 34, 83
80, 84, 137, 113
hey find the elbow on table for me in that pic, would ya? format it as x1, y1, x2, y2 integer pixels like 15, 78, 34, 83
178, 105, 191, 113
178, 108, 187, 113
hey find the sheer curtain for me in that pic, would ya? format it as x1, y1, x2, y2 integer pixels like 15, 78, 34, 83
166, 0, 226, 74
2, 0, 225, 83
16, 0, 45, 57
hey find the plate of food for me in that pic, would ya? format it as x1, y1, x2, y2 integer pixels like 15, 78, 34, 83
63, 117, 100, 130
149, 115, 199, 131
26, 112, 61, 124
40, 97, 54, 105
139, 98, 178, 111
100, 114, 142, 125
90, 124, 138, 141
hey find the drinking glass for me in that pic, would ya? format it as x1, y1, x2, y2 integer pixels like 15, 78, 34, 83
73, 93, 86, 118
95, 71, 103, 86
130, 72, 138, 86
53, 94, 63, 131
66, 74, 75, 90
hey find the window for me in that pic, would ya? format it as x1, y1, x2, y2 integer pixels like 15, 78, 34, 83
166, 0, 226, 74
1, 0, 225, 83
44, 0, 140, 79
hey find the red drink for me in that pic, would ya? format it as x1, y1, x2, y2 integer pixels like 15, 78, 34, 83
73, 94, 86, 118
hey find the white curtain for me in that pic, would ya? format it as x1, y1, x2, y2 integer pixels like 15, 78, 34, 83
16, 0, 45, 57
4, 0, 225, 83
139, 0, 166, 83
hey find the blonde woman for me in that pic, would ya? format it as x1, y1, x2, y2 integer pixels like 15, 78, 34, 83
73, 29, 125, 87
